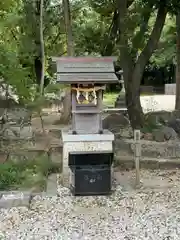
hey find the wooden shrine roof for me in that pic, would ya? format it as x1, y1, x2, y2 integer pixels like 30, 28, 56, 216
52, 57, 119, 83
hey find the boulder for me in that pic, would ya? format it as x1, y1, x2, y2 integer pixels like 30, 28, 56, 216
162, 126, 178, 140
152, 126, 178, 142
145, 111, 172, 125
102, 113, 129, 134
168, 119, 180, 136
172, 110, 180, 119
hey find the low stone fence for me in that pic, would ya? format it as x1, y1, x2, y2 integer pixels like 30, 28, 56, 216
140, 86, 164, 94
115, 138, 180, 159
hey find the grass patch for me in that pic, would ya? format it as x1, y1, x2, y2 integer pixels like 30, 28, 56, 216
103, 93, 118, 107
0, 156, 61, 191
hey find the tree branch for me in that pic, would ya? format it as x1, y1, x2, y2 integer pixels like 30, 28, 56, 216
63, 0, 74, 56
132, 5, 153, 51
103, 0, 134, 57
117, 0, 133, 72
11, 30, 18, 41
127, 0, 135, 8
40, 0, 45, 96
102, 10, 119, 56
133, 3, 167, 84
51, 31, 66, 45
175, 12, 180, 110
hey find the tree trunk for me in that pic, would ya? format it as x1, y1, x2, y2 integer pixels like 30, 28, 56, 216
124, 72, 144, 130
59, 88, 71, 124
40, 0, 45, 96
60, 0, 74, 124
63, 0, 74, 56
117, 2, 167, 129
176, 12, 180, 110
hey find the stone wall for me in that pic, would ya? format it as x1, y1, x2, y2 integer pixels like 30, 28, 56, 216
0, 106, 63, 165
115, 138, 180, 159
0, 138, 63, 164
140, 85, 154, 94
165, 84, 176, 95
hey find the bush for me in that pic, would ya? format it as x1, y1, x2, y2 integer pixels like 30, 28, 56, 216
142, 114, 162, 133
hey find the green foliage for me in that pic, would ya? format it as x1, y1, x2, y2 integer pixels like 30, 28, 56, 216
141, 113, 162, 133
73, 2, 115, 56
142, 118, 161, 133
0, 0, 179, 110
150, 16, 176, 66
88, 0, 115, 15
44, 83, 63, 94
103, 93, 118, 106
0, 43, 32, 99
0, 157, 61, 190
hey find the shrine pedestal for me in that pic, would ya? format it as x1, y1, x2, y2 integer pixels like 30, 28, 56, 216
62, 130, 114, 190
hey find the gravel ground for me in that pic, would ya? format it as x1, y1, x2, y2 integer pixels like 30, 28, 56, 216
0, 169, 180, 240
0, 94, 178, 240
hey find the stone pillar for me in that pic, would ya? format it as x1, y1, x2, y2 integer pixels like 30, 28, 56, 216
115, 80, 126, 108
61, 130, 114, 187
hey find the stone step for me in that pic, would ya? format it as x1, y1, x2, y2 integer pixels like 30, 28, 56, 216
0, 191, 31, 209
46, 174, 57, 196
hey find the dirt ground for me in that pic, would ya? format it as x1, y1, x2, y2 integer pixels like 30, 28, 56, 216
114, 168, 180, 192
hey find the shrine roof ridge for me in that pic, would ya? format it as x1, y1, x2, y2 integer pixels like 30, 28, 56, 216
52, 56, 117, 63
56, 72, 118, 83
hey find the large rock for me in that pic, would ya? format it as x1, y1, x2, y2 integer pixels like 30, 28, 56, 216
145, 111, 173, 124
152, 126, 178, 142
162, 126, 178, 140
168, 119, 180, 136
103, 113, 129, 134
172, 110, 180, 119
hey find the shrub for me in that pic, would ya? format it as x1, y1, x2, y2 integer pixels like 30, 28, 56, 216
0, 156, 61, 190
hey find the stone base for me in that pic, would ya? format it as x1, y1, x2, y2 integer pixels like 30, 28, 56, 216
62, 130, 114, 187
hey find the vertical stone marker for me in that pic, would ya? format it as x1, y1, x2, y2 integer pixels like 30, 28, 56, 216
134, 130, 141, 187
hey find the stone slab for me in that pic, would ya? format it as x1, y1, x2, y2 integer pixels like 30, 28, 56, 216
62, 129, 114, 142
46, 174, 57, 196
0, 191, 31, 209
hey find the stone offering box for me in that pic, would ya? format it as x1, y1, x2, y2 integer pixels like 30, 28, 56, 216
53, 56, 118, 196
